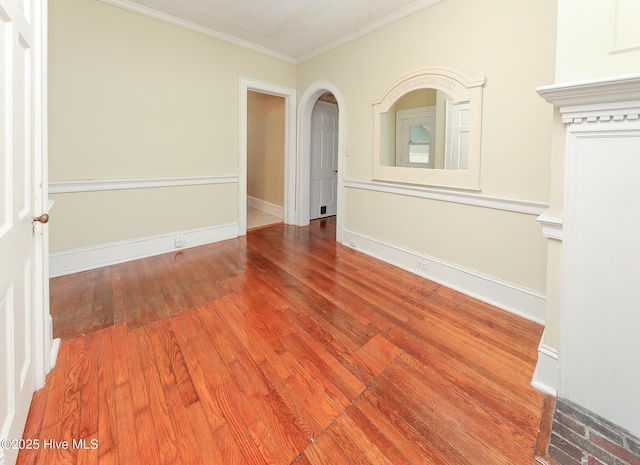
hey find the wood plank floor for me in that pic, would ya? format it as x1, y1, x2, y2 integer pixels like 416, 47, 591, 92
20, 217, 546, 464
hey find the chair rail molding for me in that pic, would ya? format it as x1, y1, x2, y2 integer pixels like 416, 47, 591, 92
537, 210, 563, 241
49, 175, 238, 193
344, 179, 548, 215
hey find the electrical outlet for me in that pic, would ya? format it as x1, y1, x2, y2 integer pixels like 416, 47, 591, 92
416, 259, 428, 270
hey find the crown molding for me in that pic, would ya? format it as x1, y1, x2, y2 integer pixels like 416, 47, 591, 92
99, 0, 443, 65
297, 0, 443, 63
98, 0, 297, 64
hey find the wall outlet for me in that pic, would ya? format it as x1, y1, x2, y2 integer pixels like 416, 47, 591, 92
174, 236, 185, 248
416, 259, 428, 271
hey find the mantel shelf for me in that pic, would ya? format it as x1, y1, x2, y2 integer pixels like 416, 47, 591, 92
537, 74, 640, 124
536, 73, 640, 108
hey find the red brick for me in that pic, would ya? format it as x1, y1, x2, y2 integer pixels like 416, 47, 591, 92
556, 410, 587, 437
549, 444, 583, 465
551, 432, 586, 461
590, 432, 640, 465
588, 456, 607, 465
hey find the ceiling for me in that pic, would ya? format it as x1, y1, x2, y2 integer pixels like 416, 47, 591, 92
100, 0, 443, 63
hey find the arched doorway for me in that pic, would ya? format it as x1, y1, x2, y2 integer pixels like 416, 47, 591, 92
296, 81, 346, 242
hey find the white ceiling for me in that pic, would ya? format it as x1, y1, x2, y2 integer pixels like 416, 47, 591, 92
101, 0, 443, 63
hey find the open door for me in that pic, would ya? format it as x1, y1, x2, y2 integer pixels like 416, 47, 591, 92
0, 1, 52, 463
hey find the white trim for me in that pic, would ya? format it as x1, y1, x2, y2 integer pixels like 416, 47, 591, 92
247, 196, 284, 219
97, 0, 297, 64
531, 334, 559, 396
49, 175, 238, 194
239, 78, 296, 238
297, 80, 347, 243
342, 228, 546, 324
36, 0, 55, 388
372, 67, 485, 191
537, 74, 640, 123
49, 223, 238, 277
537, 210, 564, 240
49, 336, 61, 371
537, 73, 640, 108
344, 179, 549, 215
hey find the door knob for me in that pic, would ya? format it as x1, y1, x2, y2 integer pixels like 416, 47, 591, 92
33, 213, 49, 224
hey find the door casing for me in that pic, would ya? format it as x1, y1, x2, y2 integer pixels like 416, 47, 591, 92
238, 78, 296, 236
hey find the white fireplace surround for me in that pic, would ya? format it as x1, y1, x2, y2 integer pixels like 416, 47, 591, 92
535, 73, 640, 437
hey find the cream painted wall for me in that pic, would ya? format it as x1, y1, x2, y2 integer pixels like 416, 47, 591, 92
49, 184, 237, 252
247, 91, 285, 207
344, 188, 548, 291
297, 0, 557, 293
48, 0, 295, 251
555, 0, 640, 83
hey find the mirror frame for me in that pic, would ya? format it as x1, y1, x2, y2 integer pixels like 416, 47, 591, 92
373, 66, 485, 190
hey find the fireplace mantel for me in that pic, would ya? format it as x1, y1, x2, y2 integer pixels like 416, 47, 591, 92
537, 73, 640, 123
535, 73, 640, 438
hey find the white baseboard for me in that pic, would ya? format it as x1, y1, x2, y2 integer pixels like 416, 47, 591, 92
247, 196, 284, 219
342, 228, 546, 325
50, 222, 238, 277
49, 338, 61, 371
531, 332, 559, 396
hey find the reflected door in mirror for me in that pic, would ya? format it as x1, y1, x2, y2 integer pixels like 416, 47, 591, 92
396, 106, 435, 168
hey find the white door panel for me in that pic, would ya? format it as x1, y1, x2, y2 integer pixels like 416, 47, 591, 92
310, 101, 338, 219
445, 101, 470, 170
0, 1, 49, 463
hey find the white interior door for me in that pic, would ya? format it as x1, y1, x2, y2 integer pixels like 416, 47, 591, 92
310, 100, 338, 219
0, 1, 50, 463
444, 101, 470, 170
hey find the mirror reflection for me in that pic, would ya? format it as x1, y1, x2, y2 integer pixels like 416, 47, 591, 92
379, 89, 470, 170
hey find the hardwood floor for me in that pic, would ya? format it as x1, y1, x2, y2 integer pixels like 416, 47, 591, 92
20, 217, 546, 464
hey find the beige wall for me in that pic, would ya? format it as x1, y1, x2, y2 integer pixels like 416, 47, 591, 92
247, 91, 285, 207
555, 0, 640, 83
48, 0, 295, 252
297, 0, 557, 292
49, 185, 237, 251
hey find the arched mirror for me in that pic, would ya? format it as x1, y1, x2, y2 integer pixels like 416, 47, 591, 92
373, 67, 485, 190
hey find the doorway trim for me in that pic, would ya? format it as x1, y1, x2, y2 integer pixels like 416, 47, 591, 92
297, 80, 346, 242
238, 77, 296, 236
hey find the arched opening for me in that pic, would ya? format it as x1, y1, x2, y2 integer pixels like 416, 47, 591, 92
296, 80, 346, 242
